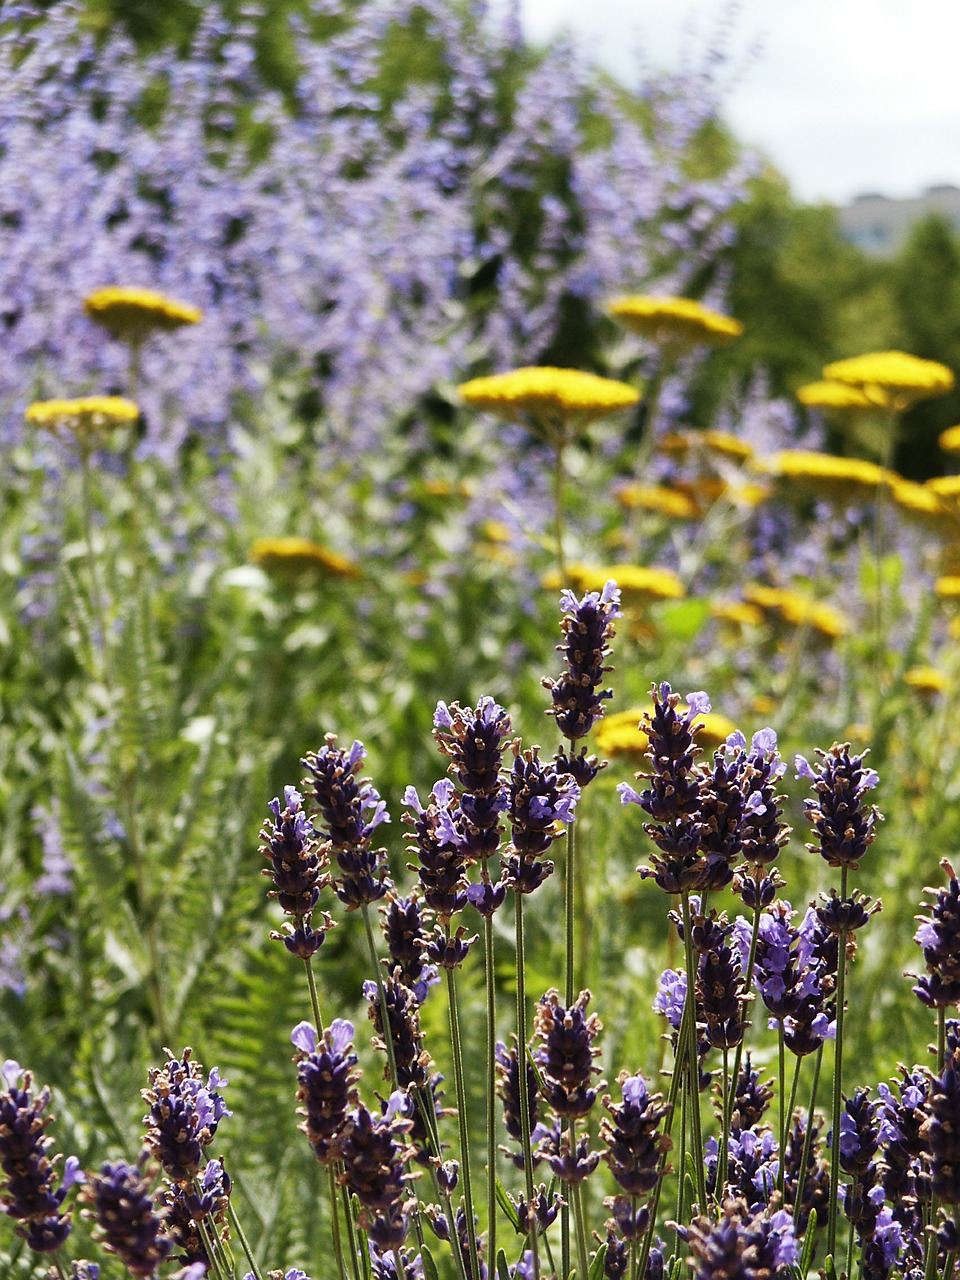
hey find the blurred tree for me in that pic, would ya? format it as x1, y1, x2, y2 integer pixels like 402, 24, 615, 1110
886, 215, 960, 477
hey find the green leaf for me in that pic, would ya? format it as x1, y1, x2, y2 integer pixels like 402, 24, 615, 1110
588, 1242, 608, 1280
798, 1208, 818, 1276
496, 1249, 512, 1280
495, 1177, 522, 1233
422, 1244, 441, 1280
823, 1250, 838, 1280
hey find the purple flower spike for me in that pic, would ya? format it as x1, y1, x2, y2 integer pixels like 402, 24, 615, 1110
260, 787, 334, 958
800, 742, 882, 870
503, 743, 579, 895
533, 989, 603, 1119
142, 1049, 230, 1185
302, 734, 392, 909
295, 1018, 360, 1165
0, 1064, 81, 1253
543, 581, 621, 743
601, 1071, 668, 1197
82, 1157, 172, 1278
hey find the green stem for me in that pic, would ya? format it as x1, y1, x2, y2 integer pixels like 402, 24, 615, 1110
304, 956, 324, 1033
515, 894, 541, 1280
571, 1165, 591, 1280
826, 865, 850, 1260
325, 1166, 348, 1280
628, 1196, 639, 1280
680, 892, 707, 1210
565, 815, 576, 1009
484, 914, 498, 1271
553, 436, 568, 582
361, 905, 400, 1089
230, 1200, 262, 1280
782, 1051, 802, 1199
341, 1181, 364, 1280
636, 970, 693, 1280
196, 1210, 230, 1280
778, 1025, 787, 1196
51, 1253, 69, 1280
445, 964, 482, 1280
722, 896, 763, 1188
792, 1044, 823, 1234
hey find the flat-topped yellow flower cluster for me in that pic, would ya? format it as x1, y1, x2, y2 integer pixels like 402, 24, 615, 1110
25, 395, 140, 445
84, 286, 203, 343
458, 366, 639, 436
249, 536, 360, 581
607, 295, 743, 346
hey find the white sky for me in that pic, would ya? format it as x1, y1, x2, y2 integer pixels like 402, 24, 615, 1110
515, 0, 960, 206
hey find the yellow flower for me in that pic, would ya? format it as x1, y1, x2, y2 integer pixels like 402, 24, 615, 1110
752, 450, 892, 504
710, 600, 764, 629
940, 424, 960, 454
481, 520, 514, 544
84, 286, 203, 343
743, 583, 848, 640
25, 395, 139, 446
594, 706, 737, 758
607, 295, 743, 347
822, 350, 955, 411
544, 563, 684, 605
614, 484, 698, 520
930, 476, 960, 501
935, 575, 960, 598
890, 478, 952, 529
249, 536, 360, 581
904, 665, 949, 695
658, 429, 753, 461
796, 380, 875, 411
458, 366, 639, 442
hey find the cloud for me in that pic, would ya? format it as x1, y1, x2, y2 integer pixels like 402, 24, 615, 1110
512, 0, 960, 203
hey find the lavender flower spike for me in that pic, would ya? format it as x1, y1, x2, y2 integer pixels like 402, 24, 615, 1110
260, 786, 334, 958
82, 1156, 172, 1278
302, 734, 392, 909
0, 1061, 83, 1253
543, 580, 621, 742
142, 1049, 230, 1185
799, 743, 882, 871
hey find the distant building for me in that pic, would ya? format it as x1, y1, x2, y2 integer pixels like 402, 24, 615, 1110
837, 184, 960, 256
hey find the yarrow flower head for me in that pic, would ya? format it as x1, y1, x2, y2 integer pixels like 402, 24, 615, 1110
82, 1155, 171, 1278
796, 744, 881, 870
25, 396, 140, 449
795, 381, 875, 411
141, 1049, 230, 1184
84, 285, 203, 343
260, 786, 333, 959
823, 349, 955, 411
542, 580, 621, 743
302, 735, 392, 909
249, 537, 361, 582
0, 1060, 84, 1253
458, 366, 640, 445
607, 295, 743, 348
